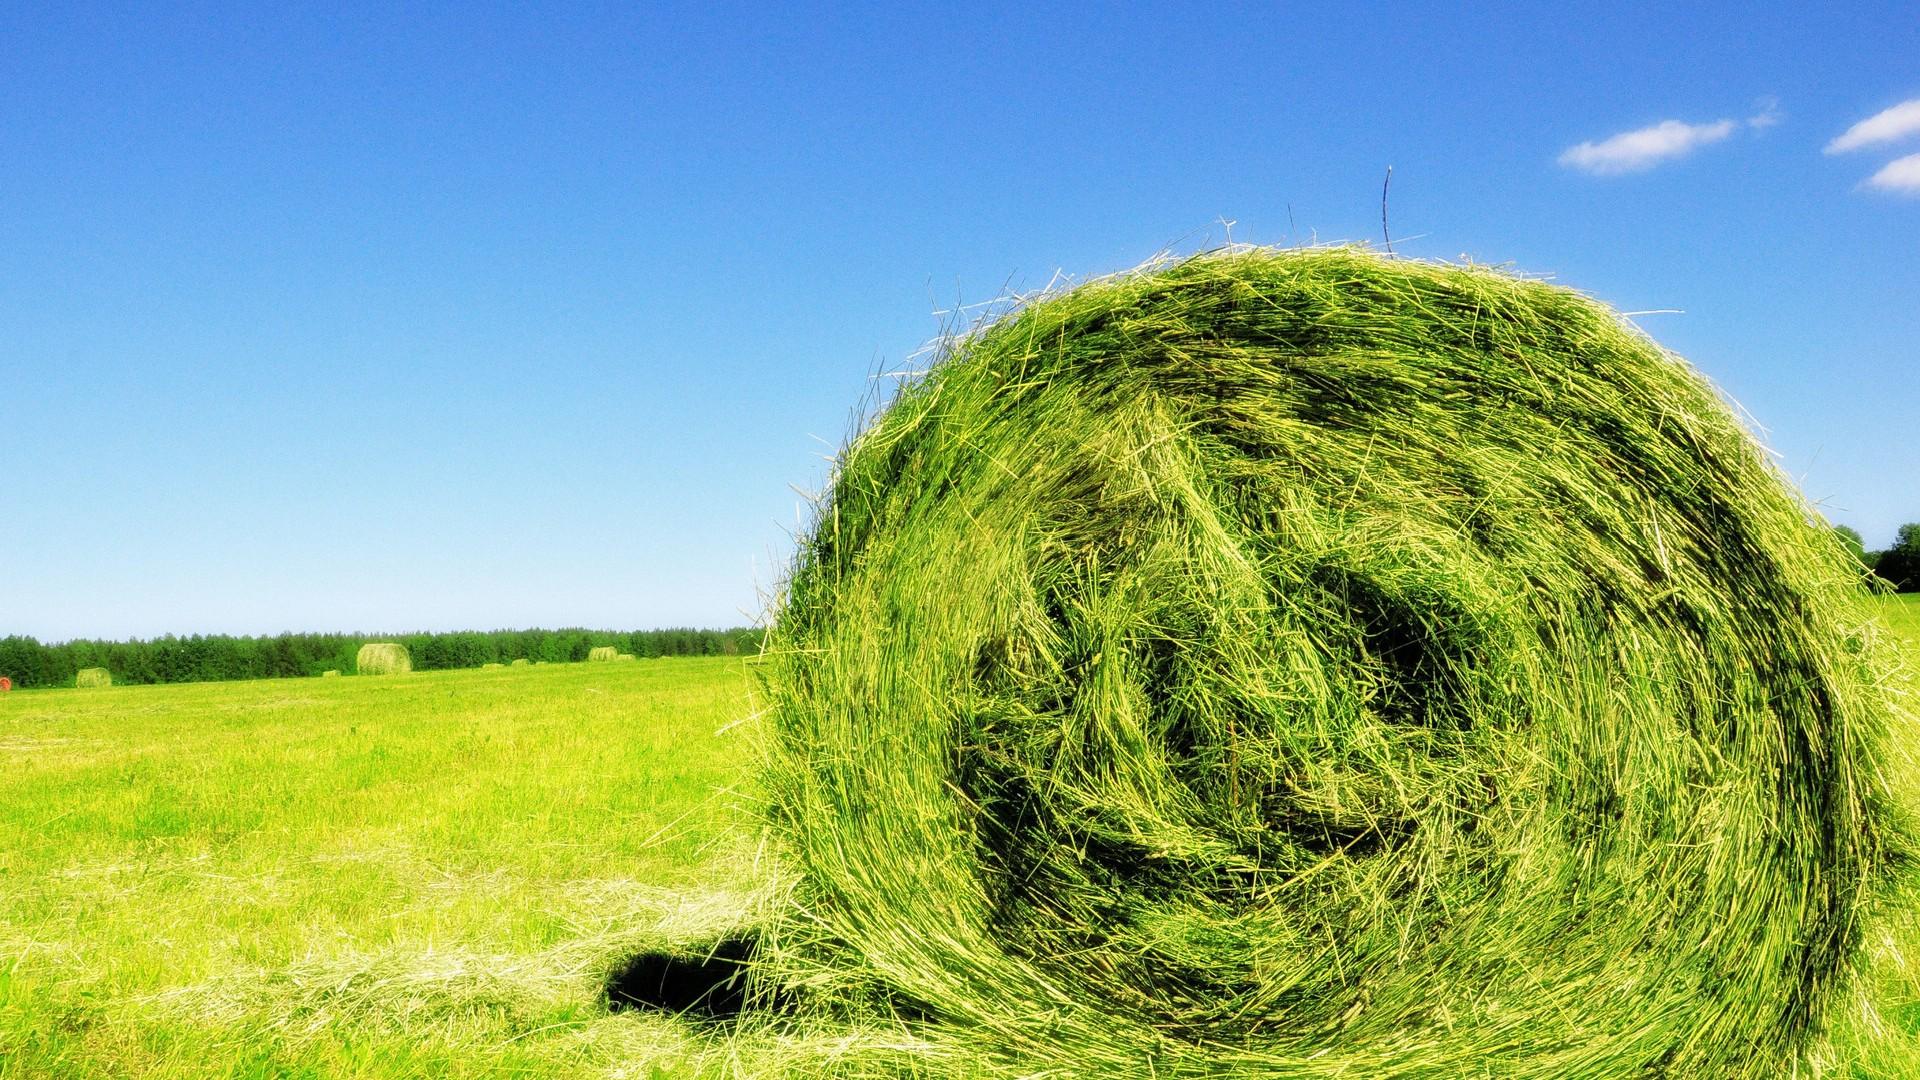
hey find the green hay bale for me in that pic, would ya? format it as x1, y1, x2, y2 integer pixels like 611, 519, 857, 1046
481, 662, 504, 669
755, 247, 1907, 1077
74, 667, 111, 689
511, 658, 532, 667
354, 642, 411, 676
320, 669, 341, 678
615, 652, 636, 661
588, 646, 619, 662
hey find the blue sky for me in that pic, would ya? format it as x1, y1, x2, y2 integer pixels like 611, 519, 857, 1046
3, 3, 1916, 642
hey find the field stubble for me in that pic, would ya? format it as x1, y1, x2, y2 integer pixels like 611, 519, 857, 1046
0, 604, 1916, 1077
0, 658, 769, 1078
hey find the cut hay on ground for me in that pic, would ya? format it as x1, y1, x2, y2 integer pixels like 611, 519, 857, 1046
74, 667, 111, 689
588, 646, 618, 662
354, 643, 411, 676
754, 246, 1908, 1078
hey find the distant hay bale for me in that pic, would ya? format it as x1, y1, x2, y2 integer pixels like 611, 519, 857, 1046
481, 662, 504, 669
754, 247, 1908, 1078
320, 670, 341, 678
511, 658, 532, 667
75, 667, 112, 689
354, 643, 412, 676
588, 646, 618, 662
615, 652, 636, 661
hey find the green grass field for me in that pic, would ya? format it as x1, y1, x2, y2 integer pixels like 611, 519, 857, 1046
1883, 593, 1920, 639
0, 659, 768, 1078
2, 606, 1917, 1078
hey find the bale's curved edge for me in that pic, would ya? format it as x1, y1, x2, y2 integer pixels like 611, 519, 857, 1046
750, 247, 1909, 1078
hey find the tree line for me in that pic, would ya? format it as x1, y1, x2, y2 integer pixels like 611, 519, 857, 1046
0, 626, 762, 689
1836, 523, 1920, 593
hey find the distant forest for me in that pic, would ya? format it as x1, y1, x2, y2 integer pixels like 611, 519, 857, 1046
0, 627, 761, 690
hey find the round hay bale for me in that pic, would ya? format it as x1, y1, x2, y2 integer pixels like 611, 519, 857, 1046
588, 646, 619, 662
0, 676, 12, 692
320, 669, 341, 678
755, 248, 1906, 1077
615, 652, 636, 661
511, 658, 532, 667
74, 667, 111, 689
354, 643, 411, 676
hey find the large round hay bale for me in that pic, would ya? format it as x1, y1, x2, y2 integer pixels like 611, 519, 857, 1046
755, 248, 1906, 1077
588, 645, 619, 662
75, 667, 112, 689
511, 658, 532, 667
354, 643, 411, 676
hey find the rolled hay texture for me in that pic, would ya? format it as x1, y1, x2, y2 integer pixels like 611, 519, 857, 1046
615, 652, 637, 661
354, 643, 411, 676
74, 667, 112, 689
755, 248, 1906, 1078
588, 645, 619, 662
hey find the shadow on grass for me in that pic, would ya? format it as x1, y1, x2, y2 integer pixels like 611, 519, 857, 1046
603, 936, 763, 1021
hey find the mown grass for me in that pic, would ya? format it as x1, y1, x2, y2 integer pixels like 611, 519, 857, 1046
2, 605, 1917, 1078
0, 659, 768, 1078
1882, 592, 1920, 640
1852, 592, 1920, 1077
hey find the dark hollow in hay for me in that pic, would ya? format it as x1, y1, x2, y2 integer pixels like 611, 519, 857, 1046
603, 936, 759, 1020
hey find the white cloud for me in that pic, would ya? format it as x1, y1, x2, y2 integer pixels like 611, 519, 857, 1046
1825, 98, 1920, 154
1559, 118, 1738, 175
1747, 98, 1782, 130
1864, 152, 1920, 194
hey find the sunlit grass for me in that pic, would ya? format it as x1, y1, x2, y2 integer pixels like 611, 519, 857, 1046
0, 658, 766, 1078
1881, 592, 1920, 640
1, 601, 1915, 1077
1848, 593, 1920, 1077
